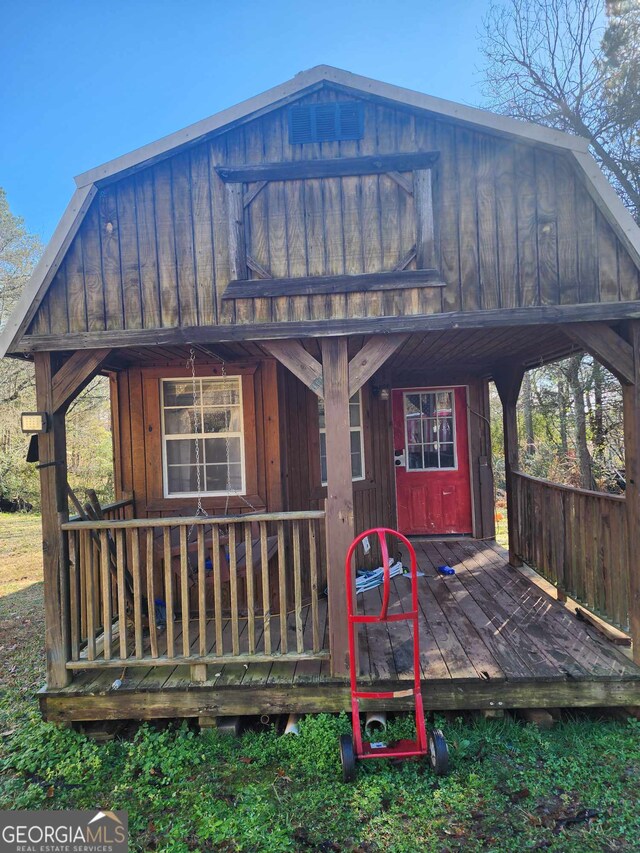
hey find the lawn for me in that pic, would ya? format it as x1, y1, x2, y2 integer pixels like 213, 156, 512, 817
1, 512, 639, 852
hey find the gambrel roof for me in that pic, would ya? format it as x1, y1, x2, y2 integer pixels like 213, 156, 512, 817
2, 64, 640, 357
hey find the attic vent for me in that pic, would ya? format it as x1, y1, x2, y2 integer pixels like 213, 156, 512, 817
289, 102, 364, 144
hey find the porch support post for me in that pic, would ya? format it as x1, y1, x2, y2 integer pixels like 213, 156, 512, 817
34, 352, 71, 689
494, 365, 524, 568
321, 337, 355, 677
621, 321, 640, 663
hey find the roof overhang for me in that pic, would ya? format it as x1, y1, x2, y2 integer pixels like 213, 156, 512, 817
5, 64, 640, 361
73, 64, 589, 189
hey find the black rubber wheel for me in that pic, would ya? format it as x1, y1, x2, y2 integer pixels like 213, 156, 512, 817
339, 733, 357, 782
428, 728, 449, 776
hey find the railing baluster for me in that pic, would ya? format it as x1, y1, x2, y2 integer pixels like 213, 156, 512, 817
212, 524, 223, 655
85, 531, 96, 661
100, 530, 112, 660
293, 520, 303, 653
229, 524, 239, 656
61, 510, 329, 667
277, 521, 287, 654
260, 521, 271, 655
69, 531, 79, 661
116, 528, 127, 660
180, 525, 190, 657
146, 528, 158, 658
163, 528, 174, 658
245, 523, 255, 654
308, 518, 320, 654
131, 527, 143, 658
198, 525, 207, 657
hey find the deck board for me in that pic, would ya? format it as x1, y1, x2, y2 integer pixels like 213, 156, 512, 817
43, 539, 640, 721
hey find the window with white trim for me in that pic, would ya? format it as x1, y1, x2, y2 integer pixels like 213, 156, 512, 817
404, 390, 456, 471
161, 377, 245, 497
318, 391, 365, 485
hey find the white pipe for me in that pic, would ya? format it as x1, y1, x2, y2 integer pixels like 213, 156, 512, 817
260, 714, 270, 725
364, 711, 387, 734
284, 714, 300, 735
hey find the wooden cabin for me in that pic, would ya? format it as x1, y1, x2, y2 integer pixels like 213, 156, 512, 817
3, 66, 640, 724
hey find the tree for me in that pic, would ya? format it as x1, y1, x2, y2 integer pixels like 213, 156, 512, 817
480, 0, 640, 220
0, 190, 114, 507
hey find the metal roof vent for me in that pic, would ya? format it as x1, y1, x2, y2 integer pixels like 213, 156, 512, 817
289, 102, 364, 144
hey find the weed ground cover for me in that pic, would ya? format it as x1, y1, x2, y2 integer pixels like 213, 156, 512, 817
0, 512, 639, 852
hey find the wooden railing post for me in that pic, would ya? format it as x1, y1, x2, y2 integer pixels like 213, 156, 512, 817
622, 320, 640, 663
34, 352, 71, 689
494, 365, 524, 568
321, 337, 355, 677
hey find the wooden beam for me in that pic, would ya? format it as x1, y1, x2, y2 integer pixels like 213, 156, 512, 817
216, 152, 439, 184
262, 339, 324, 398
564, 322, 635, 385
622, 321, 640, 664
321, 337, 355, 678
222, 269, 444, 300
414, 169, 436, 270
494, 364, 525, 568
34, 352, 71, 689
51, 348, 112, 412
226, 183, 247, 282
21, 301, 640, 354
348, 334, 408, 398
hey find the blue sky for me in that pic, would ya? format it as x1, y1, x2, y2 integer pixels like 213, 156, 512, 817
1, 0, 491, 242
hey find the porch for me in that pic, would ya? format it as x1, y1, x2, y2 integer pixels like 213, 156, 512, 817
40, 535, 640, 723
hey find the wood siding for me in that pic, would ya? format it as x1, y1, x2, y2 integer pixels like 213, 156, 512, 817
280, 367, 495, 548
111, 357, 283, 518
27, 88, 640, 343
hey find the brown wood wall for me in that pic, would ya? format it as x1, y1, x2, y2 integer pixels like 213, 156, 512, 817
279, 368, 495, 547
28, 87, 640, 341
111, 356, 283, 518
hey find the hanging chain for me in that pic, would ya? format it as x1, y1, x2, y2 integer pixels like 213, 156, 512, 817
187, 348, 208, 552
221, 358, 257, 516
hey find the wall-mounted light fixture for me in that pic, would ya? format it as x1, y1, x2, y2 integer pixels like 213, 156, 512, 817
21, 412, 49, 434
372, 386, 390, 401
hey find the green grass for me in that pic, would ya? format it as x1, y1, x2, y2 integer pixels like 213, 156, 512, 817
1, 512, 640, 851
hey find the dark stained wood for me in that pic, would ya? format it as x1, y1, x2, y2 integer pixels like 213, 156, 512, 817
39, 540, 640, 722
512, 472, 628, 630
223, 268, 444, 300
26, 302, 637, 354
622, 320, 640, 663
321, 337, 354, 677
348, 334, 408, 397
216, 152, 439, 183
494, 365, 524, 567
262, 340, 324, 397
563, 322, 635, 385
51, 348, 112, 412
34, 352, 71, 688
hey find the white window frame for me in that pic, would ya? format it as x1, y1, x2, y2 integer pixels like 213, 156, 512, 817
403, 389, 458, 472
161, 376, 246, 498
319, 390, 366, 486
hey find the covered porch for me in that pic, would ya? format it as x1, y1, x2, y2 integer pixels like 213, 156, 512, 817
40, 537, 640, 722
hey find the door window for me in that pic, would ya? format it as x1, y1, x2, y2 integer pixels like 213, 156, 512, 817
404, 390, 456, 471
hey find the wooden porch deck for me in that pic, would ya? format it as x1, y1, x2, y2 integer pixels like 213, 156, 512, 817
40, 540, 640, 722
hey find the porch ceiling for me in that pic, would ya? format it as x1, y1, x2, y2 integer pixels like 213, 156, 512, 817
99, 323, 585, 378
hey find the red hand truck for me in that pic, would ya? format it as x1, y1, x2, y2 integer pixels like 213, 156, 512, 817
339, 528, 449, 782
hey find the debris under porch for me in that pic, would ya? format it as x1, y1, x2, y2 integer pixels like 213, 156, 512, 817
40, 540, 640, 723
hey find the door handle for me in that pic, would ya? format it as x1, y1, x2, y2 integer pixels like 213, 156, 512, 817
394, 449, 405, 467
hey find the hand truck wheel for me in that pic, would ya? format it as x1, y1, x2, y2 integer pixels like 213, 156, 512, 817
428, 728, 449, 776
339, 733, 357, 782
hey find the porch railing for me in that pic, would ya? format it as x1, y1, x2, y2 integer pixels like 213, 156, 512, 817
512, 472, 629, 631
61, 510, 327, 669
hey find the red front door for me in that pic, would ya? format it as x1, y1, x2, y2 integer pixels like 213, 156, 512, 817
392, 386, 472, 536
